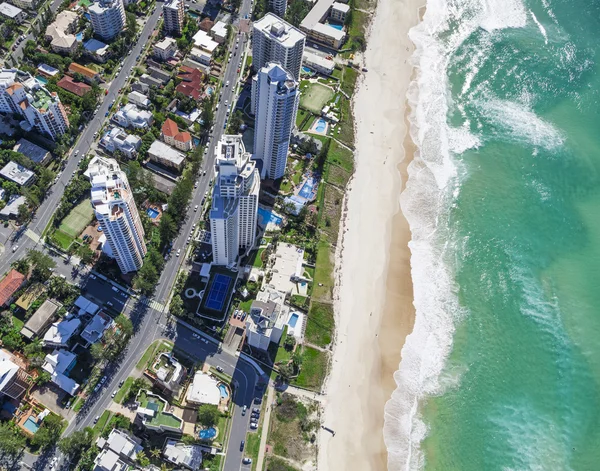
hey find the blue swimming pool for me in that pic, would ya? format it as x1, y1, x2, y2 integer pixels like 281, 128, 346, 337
257, 207, 283, 227
315, 118, 327, 133
23, 417, 39, 434
298, 178, 317, 200
302, 66, 312, 74
146, 208, 159, 219
35, 76, 48, 85
199, 427, 217, 440
218, 384, 229, 399
288, 313, 299, 328
76, 32, 83, 41
207, 86, 214, 95
328, 22, 343, 30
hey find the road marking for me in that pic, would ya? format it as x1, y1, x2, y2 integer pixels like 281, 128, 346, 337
150, 300, 165, 311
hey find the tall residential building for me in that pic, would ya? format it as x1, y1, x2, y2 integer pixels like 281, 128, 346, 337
210, 135, 260, 266
85, 157, 147, 274
89, 0, 125, 41
163, 0, 184, 36
269, 0, 287, 18
252, 63, 299, 180
0, 69, 69, 140
251, 13, 305, 81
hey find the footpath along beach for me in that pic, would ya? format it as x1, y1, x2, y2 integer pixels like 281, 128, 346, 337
318, 0, 423, 469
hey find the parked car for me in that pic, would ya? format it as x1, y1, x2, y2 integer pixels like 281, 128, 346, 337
242, 457, 252, 464
240, 440, 245, 451
250, 422, 258, 429
242, 405, 247, 416
93, 416, 100, 424
111, 390, 117, 398
216, 366, 224, 373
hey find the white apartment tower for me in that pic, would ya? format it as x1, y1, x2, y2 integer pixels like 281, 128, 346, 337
0, 69, 69, 140
89, 0, 125, 41
85, 157, 147, 273
269, 0, 287, 19
210, 135, 260, 266
251, 13, 305, 81
253, 63, 299, 180
163, 0, 184, 36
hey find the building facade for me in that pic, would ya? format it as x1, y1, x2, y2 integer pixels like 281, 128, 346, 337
85, 157, 147, 273
0, 69, 69, 140
89, 0, 125, 41
252, 63, 299, 180
163, 0, 184, 36
210, 135, 260, 266
251, 13, 305, 81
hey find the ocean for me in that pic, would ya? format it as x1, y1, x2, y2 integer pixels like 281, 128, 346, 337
384, 0, 600, 469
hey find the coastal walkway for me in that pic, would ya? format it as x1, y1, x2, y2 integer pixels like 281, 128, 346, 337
255, 385, 275, 471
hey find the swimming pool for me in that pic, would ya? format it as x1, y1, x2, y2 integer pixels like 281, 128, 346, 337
257, 207, 283, 227
207, 86, 214, 95
218, 384, 229, 399
315, 118, 327, 133
288, 313, 299, 328
302, 66, 312, 74
199, 427, 217, 440
35, 76, 48, 85
76, 32, 83, 41
328, 22, 343, 30
298, 178, 317, 200
146, 208, 159, 219
23, 417, 39, 434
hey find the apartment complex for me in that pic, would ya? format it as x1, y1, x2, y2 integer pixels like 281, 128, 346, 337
0, 69, 70, 140
45, 10, 78, 54
161, 118, 193, 151
0, 3, 25, 23
89, 0, 125, 41
153, 36, 178, 61
299, 0, 348, 49
210, 135, 260, 266
252, 63, 299, 180
85, 157, 147, 274
163, 0, 184, 36
251, 13, 305, 81
268, 0, 287, 18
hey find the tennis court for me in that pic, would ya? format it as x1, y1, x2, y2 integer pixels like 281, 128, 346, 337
205, 274, 233, 311
300, 82, 335, 114
59, 198, 94, 238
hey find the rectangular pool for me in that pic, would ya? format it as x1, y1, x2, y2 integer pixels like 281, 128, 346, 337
288, 313, 299, 328
23, 417, 39, 434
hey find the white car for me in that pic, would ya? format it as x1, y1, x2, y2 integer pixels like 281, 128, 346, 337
194, 205, 199, 212
226, 80, 230, 86
12, 245, 18, 253
176, 249, 181, 257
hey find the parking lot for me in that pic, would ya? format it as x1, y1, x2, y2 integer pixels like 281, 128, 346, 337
81, 275, 130, 314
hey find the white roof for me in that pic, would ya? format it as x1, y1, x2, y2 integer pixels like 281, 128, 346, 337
300, 0, 335, 29
43, 349, 79, 395
42, 318, 81, 346
37, 64, 60, 76
0, 350, 19, 394
186, 371, 220, 405
81, 311, 113, 345
311, 22, 345, 41
302, 50, 335, 70
254, 13, 306, 48
211, 20, 228, 37
0, 161, 34, 186
154, 36, 177, 50
164, 439, 203, 468
0, 2, 23, 18
192, 30, 219, 53
148, 140, 186, 167
332, 1, 350, 12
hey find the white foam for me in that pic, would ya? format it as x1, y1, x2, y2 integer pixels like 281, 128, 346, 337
477, 98, 565, 150
530, 10, 548, 45
384, 0, 530, 468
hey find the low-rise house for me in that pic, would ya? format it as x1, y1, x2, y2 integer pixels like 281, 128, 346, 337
113, 104, 153, 129
131, 82, 149, 95
42, 317, 81, 348
0, 3, 26, 23
57, 76, 92, 97
8, 0, 40, 10
135, 391, 183, 433
13, 138, 51, 166
68, 63, 102, 84
148, 140, 186, 172
81, 311, 114, 346
153, 36, 178, 61
186, 371, 220, 405
0, 269, 25, 307
330, 1, 349, 22
189, 47, 212, 67
198, 17, 214, 32
176, 66, 204, 100
245, 288, 287, 351
36, 63, 60, 79
0, 161, 35, 186
83, 38, 111, 63
100, 126, 142, 158
0, 349, 29, 400
302, 50, 335, 75
163, 439, 203, 469
42, 349, 79, 395
94, 429, 143, 471
148, 66, 172, 85
139, 73, 163, 88
127, 91, 151, 109
192, 30, 218, 56
161, 118, 193, 152
210, 20, 228, 43
0, 195, 26, 220
73, 295, 100, 316
20, 299, 62, 340
45, 10, 78, 54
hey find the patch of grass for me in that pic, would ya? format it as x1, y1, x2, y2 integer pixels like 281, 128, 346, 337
290, 295, 309, 310
312, 239, 333, 301
280, 179, 293, 194
113, 377, 133, 404
320, 183, 344, 241
92, 410, 112, 437
11, 316, 23, 331
331, 67, 342, 80
301, 114, 316, 132
295, 108, 311, 128
269, 395, 314, 461
215, 414, 228, 443
51, 230, 75, 251
238, 298, 253, 313
72, 396, 84, 412
336, 97, 355, 148
340, 66, 359, 97
305, 301, 334, 348
266, 456, 301, 471
326, 164, 352, 188
299, 82, 335, 114
249, 248, 265, 268
59, 198, 94, 238
328, 140, 354, 173
246, 425, 262, 470
136, 340, 160, 370
293, 346, 329, 390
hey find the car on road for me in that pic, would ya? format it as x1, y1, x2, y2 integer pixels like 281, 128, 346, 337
119, 380, 124, 387
93, 416, 100, 424
111, 390, 117, 398
216, 365, 224, 373
105, 112, 109, 117
186, 236, 191, 244
203, 170, 206, 176
194, 205, 198, 211
176, 249, 181, 257
12, 245, 18, 252
194, 181, 198, 188
240, 440, 245, 451
100, 376, 107, 384
242, 457, 252, 464
242, 405, 247, 415
226, 80, 229, 86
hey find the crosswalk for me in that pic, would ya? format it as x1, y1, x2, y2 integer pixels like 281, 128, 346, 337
25, 229, 41, 243
139, 297, 166, 312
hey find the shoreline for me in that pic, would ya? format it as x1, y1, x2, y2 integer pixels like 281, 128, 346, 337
318, 0, 422, 469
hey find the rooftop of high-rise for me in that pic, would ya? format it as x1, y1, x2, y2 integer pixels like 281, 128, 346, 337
253, 13, 306, 47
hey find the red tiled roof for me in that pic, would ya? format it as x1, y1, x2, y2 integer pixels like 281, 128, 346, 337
176, 67, 204, 101
176, 82, 201, 101
162, 118, 179, 138
58, 76, 91, 97
0, 270, 25, 306
68, 63, 99, 79
175, 131, 191, 143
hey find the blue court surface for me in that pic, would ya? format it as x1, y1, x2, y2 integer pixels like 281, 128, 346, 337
205, 274, 232, 311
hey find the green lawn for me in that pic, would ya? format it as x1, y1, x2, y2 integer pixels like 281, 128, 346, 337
305, 301, 335, 347
92, 410, 112, 437
150, 412, 182, 428
245, 425, 262, 471
293, 346, 329, 390
266, 457, 301, 471
59, 198, 94, 238
300, 83, 335, 114
252, 248, 265, 268
340, 66, 359, 97
336, 97, 355, 148
11, 316, 23, 331
51, 230, 75, 251
312, 239, 333, 301
238, 298, 253, 313
113, 377, 133, 404
327, 140, 354, 173
72, 396, 85, 412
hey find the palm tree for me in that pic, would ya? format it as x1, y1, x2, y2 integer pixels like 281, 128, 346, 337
150, 448, 161, 459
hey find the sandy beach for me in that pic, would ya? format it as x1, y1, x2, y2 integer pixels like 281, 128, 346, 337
318, 0, 422, 469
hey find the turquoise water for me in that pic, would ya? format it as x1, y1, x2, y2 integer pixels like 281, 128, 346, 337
257, 207, 283, 226
315, 118, 327, 133
199, 427, 217, 439
385, 0, 600, 470
288, 313, 299, 328
23, 417, 39, 434
218, 384, 229, 399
